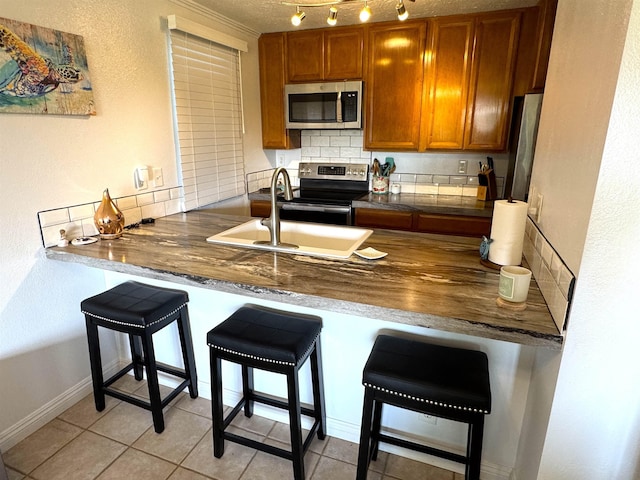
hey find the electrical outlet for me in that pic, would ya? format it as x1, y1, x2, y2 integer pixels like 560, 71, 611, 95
277, 154, 285, 167
134, 167, 148, 190
421, 414, 437, 425
536, 193, 543, 222
458, 160, 467, 174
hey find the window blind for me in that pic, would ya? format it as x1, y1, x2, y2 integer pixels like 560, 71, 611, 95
169, 29, 246, 210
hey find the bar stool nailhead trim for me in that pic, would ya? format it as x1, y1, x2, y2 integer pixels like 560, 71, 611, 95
82, 303, 187, 329
208, 332, 320, 367
363, 383, 490, 414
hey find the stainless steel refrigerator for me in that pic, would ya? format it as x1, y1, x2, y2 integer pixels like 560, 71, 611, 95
504, 93, 543, 201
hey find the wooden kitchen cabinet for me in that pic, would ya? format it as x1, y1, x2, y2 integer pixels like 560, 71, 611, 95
420, 17, 474, 150
364, 21, 427, 151
354, 208, 414, 231
366, 12, 520, 152
531, 0, 557, 91
286, 26, 364, 83
250, 200, 272, 218
354, 208, 491, 237
415, 213, 491, 237
463, 11, 521, 150
258, 33, 301, 149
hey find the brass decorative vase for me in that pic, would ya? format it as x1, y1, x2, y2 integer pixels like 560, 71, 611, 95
94, 188, 125, 239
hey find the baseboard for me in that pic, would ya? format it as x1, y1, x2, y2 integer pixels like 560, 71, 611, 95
0, 359, 120, 453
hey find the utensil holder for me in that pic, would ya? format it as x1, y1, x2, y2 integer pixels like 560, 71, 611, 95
372, 175, 389, 194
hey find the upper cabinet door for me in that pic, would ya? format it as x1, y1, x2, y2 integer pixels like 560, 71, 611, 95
421, 17, 474, 150
287, 30, 325, 82
324, 27, 364, 80
259, 33, 301, 149
286, 27, 364, 83
364, 21, 427, 151
464, 12, 521, 150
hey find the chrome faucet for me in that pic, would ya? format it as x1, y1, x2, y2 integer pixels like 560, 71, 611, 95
261, 167, 294, 246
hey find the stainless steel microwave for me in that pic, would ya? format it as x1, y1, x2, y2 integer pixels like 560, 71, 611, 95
284, 81, 363, 129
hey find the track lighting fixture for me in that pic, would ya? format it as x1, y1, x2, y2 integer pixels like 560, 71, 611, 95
359, 1, 371, 22
396, 1, 409, 21
291, 6, 306, 26
284, 0, 412, 26
327, 6, 338, 26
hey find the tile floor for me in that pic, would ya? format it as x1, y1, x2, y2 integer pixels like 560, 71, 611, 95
4, 376, 462, 480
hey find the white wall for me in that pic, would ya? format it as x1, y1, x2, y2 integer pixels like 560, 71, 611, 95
536, 0, 640, 478
513, 0, 640, 478
528, 0, 633, 275
0, 0, 268, 448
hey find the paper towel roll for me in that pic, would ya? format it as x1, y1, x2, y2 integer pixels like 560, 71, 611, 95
488, 200, 528, 266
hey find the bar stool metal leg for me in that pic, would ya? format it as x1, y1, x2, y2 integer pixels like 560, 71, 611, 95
242, 365, 254, 418
210, 350, 225, 458
356, 387, 376, 480
370, 399, 383, 461
286, 367, 305, 480
129, 335, 144, 381
176, 307, 198, 398
141, 330, 164, 433
85, 318, 105, 412
467, 417, 485, 479
310, 339, 326, 439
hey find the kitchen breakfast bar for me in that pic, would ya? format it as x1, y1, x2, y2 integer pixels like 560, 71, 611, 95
45, 209, 562, 475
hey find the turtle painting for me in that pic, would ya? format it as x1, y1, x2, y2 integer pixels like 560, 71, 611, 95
0, 17, 95, 115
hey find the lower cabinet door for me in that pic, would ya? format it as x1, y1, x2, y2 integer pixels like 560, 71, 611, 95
355, 208, 414, 231
416, 213, 491, 237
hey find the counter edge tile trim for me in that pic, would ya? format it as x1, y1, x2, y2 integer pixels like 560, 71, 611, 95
523, 217, 575, 333
36, 187, 183, 248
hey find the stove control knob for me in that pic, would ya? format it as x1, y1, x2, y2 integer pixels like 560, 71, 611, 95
359, 169, 366, 176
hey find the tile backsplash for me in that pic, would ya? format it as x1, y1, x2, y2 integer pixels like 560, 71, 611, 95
37, 187, 183, 248
249, 129, 507, 198
523, 217, 575, 333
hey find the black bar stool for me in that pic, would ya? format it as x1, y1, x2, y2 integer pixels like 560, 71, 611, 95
356, 334, 491, 480
81, 281, 198, 433
207, 305, 326, 480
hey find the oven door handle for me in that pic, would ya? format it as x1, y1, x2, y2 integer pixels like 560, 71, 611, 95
280, 202, 351, 214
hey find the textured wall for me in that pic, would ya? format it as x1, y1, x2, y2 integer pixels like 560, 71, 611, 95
528, 0, 632, 274
537, 0, 640, 478
0, 0, 265, 446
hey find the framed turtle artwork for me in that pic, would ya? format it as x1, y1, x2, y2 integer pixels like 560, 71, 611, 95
0, 17, 95, 115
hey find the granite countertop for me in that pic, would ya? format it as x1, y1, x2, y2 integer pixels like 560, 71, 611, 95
45, 210, 561, 349
249, 190, 494, 218
352, 193, 494, 217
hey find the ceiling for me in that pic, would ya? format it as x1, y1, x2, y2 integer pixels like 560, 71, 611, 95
191, 0, 539, 33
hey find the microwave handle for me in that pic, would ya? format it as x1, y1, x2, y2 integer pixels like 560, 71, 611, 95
336, 91, 342, 123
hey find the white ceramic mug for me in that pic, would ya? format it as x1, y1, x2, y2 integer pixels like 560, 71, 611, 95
498, 266, 532, 303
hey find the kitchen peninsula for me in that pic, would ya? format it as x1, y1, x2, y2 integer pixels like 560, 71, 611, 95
44, 209, 561, 473
45, 210, 559, 348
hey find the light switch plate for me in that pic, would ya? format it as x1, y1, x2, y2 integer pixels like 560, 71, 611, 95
152, 167, 164, 187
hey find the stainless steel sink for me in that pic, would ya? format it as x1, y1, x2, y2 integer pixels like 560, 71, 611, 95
206, 219, 373, 258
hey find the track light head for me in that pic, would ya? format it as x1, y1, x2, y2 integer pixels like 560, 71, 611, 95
359, 2, 371, 22
327, 6, 338, 26
396, 1, 408, 21
291, 6, 306, 26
